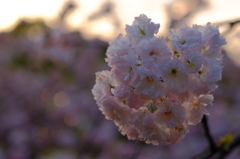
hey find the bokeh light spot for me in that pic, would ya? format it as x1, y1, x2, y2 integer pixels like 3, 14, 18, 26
53, 91, 71, 107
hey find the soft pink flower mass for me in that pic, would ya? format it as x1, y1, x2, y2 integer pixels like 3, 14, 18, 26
92, 14, 226, 145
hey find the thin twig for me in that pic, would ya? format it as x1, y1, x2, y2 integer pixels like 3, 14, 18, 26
213, 19, 240, 36
202, 115, 216, 153
217, 135, 240, 159
193, 116, 240, 159
213, 19, 240, 27
194, 115, 218, 159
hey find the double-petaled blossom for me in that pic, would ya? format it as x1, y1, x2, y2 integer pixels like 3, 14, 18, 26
92, 14, 226, 145
125, 14, 160, 44
169, 26, 202, 54
154, 101, 186, 128
186, 94, 213, 125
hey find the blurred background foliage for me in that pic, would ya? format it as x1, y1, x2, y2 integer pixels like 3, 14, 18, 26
0, 0, 240, 159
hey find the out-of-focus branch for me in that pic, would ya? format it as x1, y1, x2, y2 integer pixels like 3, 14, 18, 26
59, 1, 77, 22
193, 115, 218, 159
217, 135, 240, 159
193, 116, 240, 159
166, 0, 209, 29
202, 115, 217, 155
214, 19, 240, 27
213, 19, 240, 36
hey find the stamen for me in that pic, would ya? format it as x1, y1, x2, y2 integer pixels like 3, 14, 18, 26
171, 68, 177, 74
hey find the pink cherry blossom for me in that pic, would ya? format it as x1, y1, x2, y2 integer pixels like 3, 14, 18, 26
154, 101, 186, 128
180, 51, 202, 74
92, 70, 116, 104
92, 14, 226, 145
187, 94, 213, 125
161, 56, 189, 93
193, 23, 226, 60
125, 14, 160, 44
137, 37, 172, 70
169, 25, 202, 54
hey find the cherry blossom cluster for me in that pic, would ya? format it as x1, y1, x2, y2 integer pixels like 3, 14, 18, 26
92, 14, 226, 145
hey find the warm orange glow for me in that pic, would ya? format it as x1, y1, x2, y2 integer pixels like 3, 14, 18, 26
0, 0, 240, 41
0, 0, 67, 31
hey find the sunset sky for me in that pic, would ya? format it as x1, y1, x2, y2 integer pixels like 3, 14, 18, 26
0, 0, 239, 38
0, 0, 240, 64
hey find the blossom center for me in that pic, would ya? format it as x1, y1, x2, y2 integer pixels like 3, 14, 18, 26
164, 110, 172, 115
138, 27, 146, 35
193, 102, 198, 107
149, 50, 156, 56
181, 40, 186, 45
171, 68, 177, 75
147, 103, 157, 113
198, 70, 204, 74
174, 51, 180, 57
174, 126, 184, 132
146, 76, 154, 83
186, 59, 194, 67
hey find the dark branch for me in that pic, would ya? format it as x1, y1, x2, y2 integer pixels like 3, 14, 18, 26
191, 115, 217, 159
214, 19, 240, 27
217, 135, 240, 159
213, 19, 240, 36
202, 115, 216, 153
193, 116, 240, 159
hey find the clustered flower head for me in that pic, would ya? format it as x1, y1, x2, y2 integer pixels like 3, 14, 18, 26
92, 14, 226, 145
